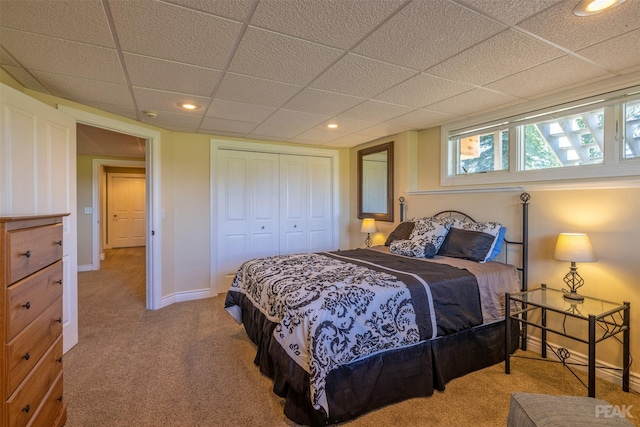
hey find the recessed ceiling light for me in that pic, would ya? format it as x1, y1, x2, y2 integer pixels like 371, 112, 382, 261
179, 102, 199, 110
326, 123, 338, 129
574, 0, 626, 16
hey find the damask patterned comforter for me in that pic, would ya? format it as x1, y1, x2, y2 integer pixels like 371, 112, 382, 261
225, 248, 512, 416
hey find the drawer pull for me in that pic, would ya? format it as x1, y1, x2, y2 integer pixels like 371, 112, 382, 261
55, 240, 63, 246
22, 404, 30, 413
55, 279, 63, 285
23, 250, 31, 258
57, 396, 63, 402
57, 357, 63, 363
56, 317, 63, 324
23, 352, 30, 361
22, 301, 31, 309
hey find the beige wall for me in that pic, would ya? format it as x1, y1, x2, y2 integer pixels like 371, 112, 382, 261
350, 126, 640, 379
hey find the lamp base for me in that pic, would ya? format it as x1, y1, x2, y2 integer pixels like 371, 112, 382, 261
563, 291, 584, 302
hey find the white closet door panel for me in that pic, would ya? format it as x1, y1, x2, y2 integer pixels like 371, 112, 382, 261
280, 155, 308, 255
307, 156, 332, 252
251, 156, 279, 259
220, 234, 248, 277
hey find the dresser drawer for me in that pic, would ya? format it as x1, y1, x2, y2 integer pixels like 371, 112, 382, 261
6, 336, 63, 427
7, 224, 63, 284
26, 371, 65, 427
5, 299, 62, 398
6, 261, 63, 341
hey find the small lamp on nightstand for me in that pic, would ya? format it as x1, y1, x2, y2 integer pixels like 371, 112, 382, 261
361, 218, 377, 248
553, 233, 598, 301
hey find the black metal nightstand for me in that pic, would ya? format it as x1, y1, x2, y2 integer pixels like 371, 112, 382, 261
505, 284, 630, 397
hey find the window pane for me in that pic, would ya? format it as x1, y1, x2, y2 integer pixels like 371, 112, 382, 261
624, 99, 640, 159
452, 129, 508, 175
522, 109, 604, 170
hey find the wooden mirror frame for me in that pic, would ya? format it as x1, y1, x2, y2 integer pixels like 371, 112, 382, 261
357, 141, 394, 222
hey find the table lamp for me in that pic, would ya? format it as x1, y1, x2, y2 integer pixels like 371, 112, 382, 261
553, 233, 597, 301
361, 218, 377, 248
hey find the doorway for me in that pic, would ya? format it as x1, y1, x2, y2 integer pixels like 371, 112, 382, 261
62, 104, 162, 310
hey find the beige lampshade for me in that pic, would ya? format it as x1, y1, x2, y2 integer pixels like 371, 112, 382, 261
553, 233, 597, 262
360, 218, 378, 234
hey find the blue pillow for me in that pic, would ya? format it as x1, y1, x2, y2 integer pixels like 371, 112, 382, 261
486, 226, 507, 261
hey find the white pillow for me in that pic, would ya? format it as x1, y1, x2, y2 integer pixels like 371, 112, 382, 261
409, 217, 451, 252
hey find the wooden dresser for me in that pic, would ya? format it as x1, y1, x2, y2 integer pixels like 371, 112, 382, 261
1, 215, 68, 427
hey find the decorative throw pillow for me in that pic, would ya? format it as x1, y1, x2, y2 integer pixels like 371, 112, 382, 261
390, 239, 437, 258
409, 217, 451, 252
385, 221, 415, 246
449, 220, 504, 262
437, 228, 495, 262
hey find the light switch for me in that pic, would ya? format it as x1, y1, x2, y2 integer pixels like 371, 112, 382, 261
84, 207, 93, 214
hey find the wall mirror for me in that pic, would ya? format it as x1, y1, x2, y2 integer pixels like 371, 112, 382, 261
358, 141, 394, 221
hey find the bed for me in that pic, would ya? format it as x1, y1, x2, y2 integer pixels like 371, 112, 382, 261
224, 193, 530, 425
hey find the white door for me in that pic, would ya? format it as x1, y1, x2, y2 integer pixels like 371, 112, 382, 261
0, 83, 78, 353
108, 174, 146, 248
217, 150, 279, 291
280, 155, 332, 255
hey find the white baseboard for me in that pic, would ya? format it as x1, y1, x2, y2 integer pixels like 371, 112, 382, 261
524, 336, 640, 394
159, 288, 214, 308
77, 264, 94, 272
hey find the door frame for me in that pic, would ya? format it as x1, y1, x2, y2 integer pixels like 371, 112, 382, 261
59, 105, 162, 310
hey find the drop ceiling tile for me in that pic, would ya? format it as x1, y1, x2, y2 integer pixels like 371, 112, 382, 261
283, 88, 365, 116
228, 27, 343, 86
386, 109, 459, 129
453, 0, 563, 25
518, 0, 640, 51
425, 87, 521, 116
340, 100, 413, 122
138, 111, 201, 131
125, 54, 221, 97
326, 134, 374, 147
310, 53, 416, 98
31, 71, 133, 106
251, 0, 405, 49
1, 65, 50, 93
245, 133, 286, 142
163, 0, 255, 21
248, 123, 304, 139
355, 122, 413, 138
374, 73, 475, 108
485, 55, 614, 99
353, 0, 506, 70
82, 101, 138, 121
577, 29, 640, 74
257, 109, 329, 132
426, 29, 565, 86
215, 73, 302, 108
288, 129, 345, 144
108, 0, 241, 69
132, 87, 210, 114
206, 99, 276, 122
0, 0, 114, 47
200, 117, 258, 134
0, 48, 19, 67
319, 117, 377, 133
1, 29, 125, 84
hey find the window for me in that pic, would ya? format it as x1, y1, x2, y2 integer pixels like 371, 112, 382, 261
442, 87, 640, 187
624, 99, 640, 160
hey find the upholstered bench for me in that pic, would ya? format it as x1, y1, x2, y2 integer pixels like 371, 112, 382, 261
507, 392, 635, 426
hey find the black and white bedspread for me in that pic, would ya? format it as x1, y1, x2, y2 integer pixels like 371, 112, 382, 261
225, 248, 519, 416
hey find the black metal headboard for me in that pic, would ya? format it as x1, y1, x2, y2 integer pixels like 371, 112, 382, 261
430, 192, 530, 292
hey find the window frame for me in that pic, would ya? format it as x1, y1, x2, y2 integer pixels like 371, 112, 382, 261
441, 87, 640, 188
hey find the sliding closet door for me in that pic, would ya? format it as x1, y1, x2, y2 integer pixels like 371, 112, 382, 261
217, 150, 279, 287
280, 155, 332, 255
